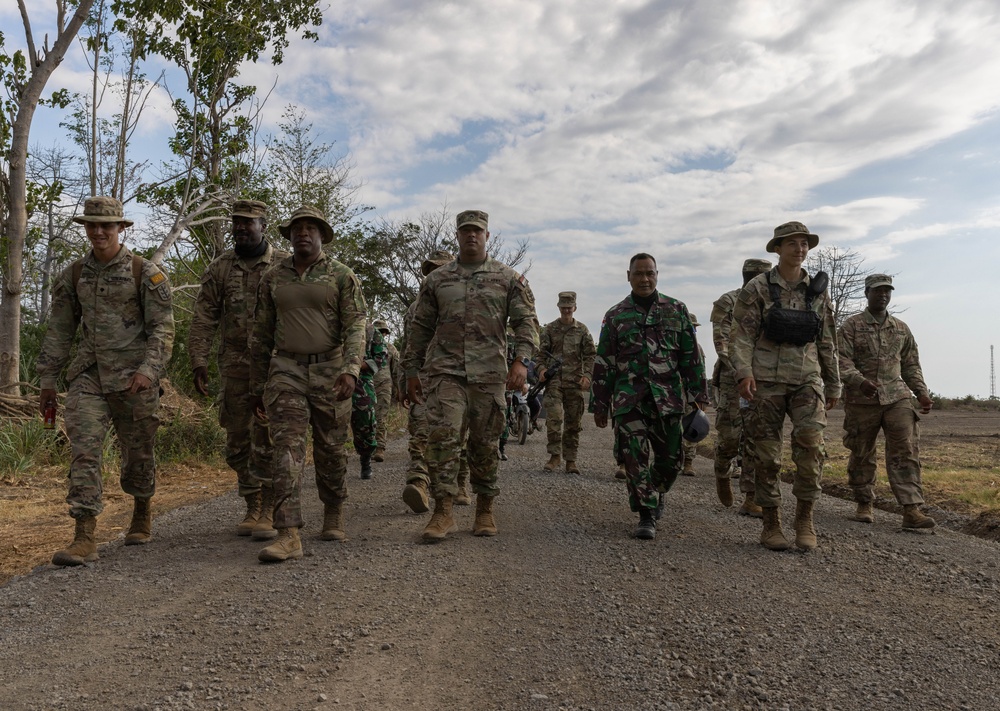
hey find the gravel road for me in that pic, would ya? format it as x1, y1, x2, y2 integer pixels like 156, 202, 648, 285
1, 418, 998, 710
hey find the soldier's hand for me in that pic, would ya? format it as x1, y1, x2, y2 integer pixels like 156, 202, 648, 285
918, 394, 934, 414
860, 379, 880, 397
506, 361, 528, 391
127, 372, 153, 394
39, 389, 57, 417
333, 373, 357, 401
537, 367, 547, 383
737, 377, 756, 402
407, 377, 423, 405
579, 376, 591, 391
193, 366, 210, 397
825, 397, 839, 411
594, 411, 609, 429
252, 396, 267, 420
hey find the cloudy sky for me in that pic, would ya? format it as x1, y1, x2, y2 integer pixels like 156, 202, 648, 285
8, 0, 1000, 397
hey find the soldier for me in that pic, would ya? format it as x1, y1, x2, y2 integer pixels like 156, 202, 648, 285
838, 275, 936, 528
188, 199, 286, 539
730, 221, 841, 552
709, 259, 772, 517
537, 291, 596, 474
250, 205, 366, 562
404, 210, 539, 541
351, 320, 387, 480
372, 319, 399, 463
590, 253, 709, 540
679, 314, 705, 477
39, 197, 174, 566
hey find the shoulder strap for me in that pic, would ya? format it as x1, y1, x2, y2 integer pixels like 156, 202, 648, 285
132, 254, 143, 300
767, 274, 783, 309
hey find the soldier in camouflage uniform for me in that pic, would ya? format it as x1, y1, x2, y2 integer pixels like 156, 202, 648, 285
351, 320, 387, 480
188, 199, 286, 539
404, 210, 539, 541
730, 222, 841, 552
39, 197, 175, 566
537, 291, 596, 475
709, 259, 771, 517
250, 206, 367, 563
590, 253, 709, 540
838, 274, 935, 529
679, 314, 705, 477
372, 319, 399, 462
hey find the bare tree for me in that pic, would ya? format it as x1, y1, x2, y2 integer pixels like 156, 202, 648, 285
807, 246, 874, 330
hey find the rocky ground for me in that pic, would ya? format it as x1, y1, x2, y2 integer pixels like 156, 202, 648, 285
1, 419, 998, 710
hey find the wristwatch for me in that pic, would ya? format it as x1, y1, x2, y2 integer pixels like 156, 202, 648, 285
518, 357, 530, 367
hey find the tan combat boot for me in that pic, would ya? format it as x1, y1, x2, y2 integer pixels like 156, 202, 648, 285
456, 464, 471, 505
455, 484, 471, 506
850, 501, 874, 523
794, 499, 818, 551
236, 492, 262, 536
52, 515, 99, 566
614, 463, 626, 480
320, 500, 347, 541
403, 479, 431, 513
760, 507, 790, 551
565, 460, 581, 475
716, 477, 734, 507
373, 447, 386, 463
473, 495, 498, 537
124, 498, 152, 545
681, 462, 696, 477
902, 504, 936, 529
738, 492, 763, 518
252, 485, 278, 540
422, 496, 457, 542
543, 454, 561, 472
258, 527, 303, 562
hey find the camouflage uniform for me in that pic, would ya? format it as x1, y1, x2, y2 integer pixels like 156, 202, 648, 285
38, 242, 174, 518
838, 288, 930, 506
351, 321, 386, 460
250, 251, 366, 530
189, 236, 286, 496
730, 267, 841, 508
590, 292, 709, 512
372, 322, 398, 452
537, 299, 596, 464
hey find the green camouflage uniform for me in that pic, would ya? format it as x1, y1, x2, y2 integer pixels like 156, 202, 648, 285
250, 252, 366, 529
838, 308, 930, 505
403, 258, 539, 499
730, 268, 841, 507
589, 292, 709, 511
537, 318, 596, 461
188, 244, 286, 495
351, 322, 387, 456
374, 340, 399, 450
37, 246, 175, 518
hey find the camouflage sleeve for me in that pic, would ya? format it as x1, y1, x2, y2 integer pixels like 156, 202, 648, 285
817, 294, 842, 399
187, 260, 224, 371
589, 314, 616, 415
250, 270, 277, 397
836, 318, 865, 388
709, 294, 733, 368
677, 310, 710, 406
580, 326, 596, 379
36, 266, 80, 390
536, 325, 552, 366
368, 327, 388, 374
899, 324, 930, 398
730, 284, 762, 383
508, 275, 540, 362
339, 271, 367, 380
403, 284, 437, 379
135, 262, 175, 384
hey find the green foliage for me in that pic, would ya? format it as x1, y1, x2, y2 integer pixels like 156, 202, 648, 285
155, 406, 226, 464
0, 418, 66, 484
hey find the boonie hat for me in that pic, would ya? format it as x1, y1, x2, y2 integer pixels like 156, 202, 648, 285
73, 196, 133, 227
373, 319, 390, 332
690, 313, 700, 328
766, 221, 818, 253
742, 258, 772, 275
279, 205, 335, 244
421, 249, 454, 276
232, 199, 268, 219
865, 274, 894, 291
456, 210, 489, 230
557, 291, 577, 307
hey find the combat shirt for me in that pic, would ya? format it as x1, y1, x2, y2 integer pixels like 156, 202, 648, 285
709, 288, 740, 386
37, 245, 174, 393
403, 257, 539, 384
838, 309, 929, 405
188, 243, 287, 379
537, 319, 596, 384
589, 292, 709, 419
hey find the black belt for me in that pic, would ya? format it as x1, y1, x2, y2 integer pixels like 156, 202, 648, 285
276, 349, 337, 365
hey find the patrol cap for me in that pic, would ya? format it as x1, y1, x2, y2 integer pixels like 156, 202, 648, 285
690, 313, 700, 328
557, 291, 577, 307
865, 274, 894, 291
741, 258, 772, 275
766, 221, 818, 253
231, 199, 268, 219
456, 209, 489, 230
373, 319, 390, 332
279, 205, 334, 244
73, 196, 133, 227
421, 249, 454, 276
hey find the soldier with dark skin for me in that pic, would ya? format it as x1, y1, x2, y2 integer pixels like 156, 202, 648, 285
590, 253, 709, 540
38, 197, 174, 565
838, 275, 935, 528
188, 199, 286, 539
351, 320, 387, 480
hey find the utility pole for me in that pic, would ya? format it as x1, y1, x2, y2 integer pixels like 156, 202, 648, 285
991, 345, 996, 400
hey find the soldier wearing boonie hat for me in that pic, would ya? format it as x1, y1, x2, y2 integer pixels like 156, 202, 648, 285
189, 197, 286, 540
537, 290, 596, 475
40, 196, 175, 566
729, 221, 841, 552
371, 319, 399, 463
709, 257, 773, 517
838, 273, 936, 529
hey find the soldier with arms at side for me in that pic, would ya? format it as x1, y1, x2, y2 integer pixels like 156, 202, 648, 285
372, 319, 399, 463
351, 320, 387, 480
679, 314, 705, 478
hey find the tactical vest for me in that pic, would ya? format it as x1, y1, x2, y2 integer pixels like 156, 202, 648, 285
762, 275, 822, 346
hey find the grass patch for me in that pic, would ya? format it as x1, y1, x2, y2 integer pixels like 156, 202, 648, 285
0, 419, 68, 485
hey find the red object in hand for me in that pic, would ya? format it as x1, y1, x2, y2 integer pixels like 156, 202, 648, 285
43, 404, 57, 429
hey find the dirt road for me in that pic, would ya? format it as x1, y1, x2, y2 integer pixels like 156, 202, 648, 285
1, 419, 998, 710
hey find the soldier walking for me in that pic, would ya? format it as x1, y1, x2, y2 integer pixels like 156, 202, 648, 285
351, 320, 387, 480
590, 253, 709, 540
730, 222, 841, 552
39, 197, 174, 565
403, 210, 539, 541
537, 291, 596, 475
679, 314, 705, 477
250, 206, 367, 562
372, 319, 399, 463
838, 275, 935, 528
188, 199, 286, 539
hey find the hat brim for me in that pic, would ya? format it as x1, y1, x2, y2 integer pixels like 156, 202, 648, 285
73, 216, 134, 227
456, 220, 488, 231
766, 232, 819, 253
280, 218, 334, 244
867, 282, 894, 291
231, 211, 264, 219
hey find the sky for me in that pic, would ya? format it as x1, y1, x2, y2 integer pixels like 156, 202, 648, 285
5, 0, 1000, 397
